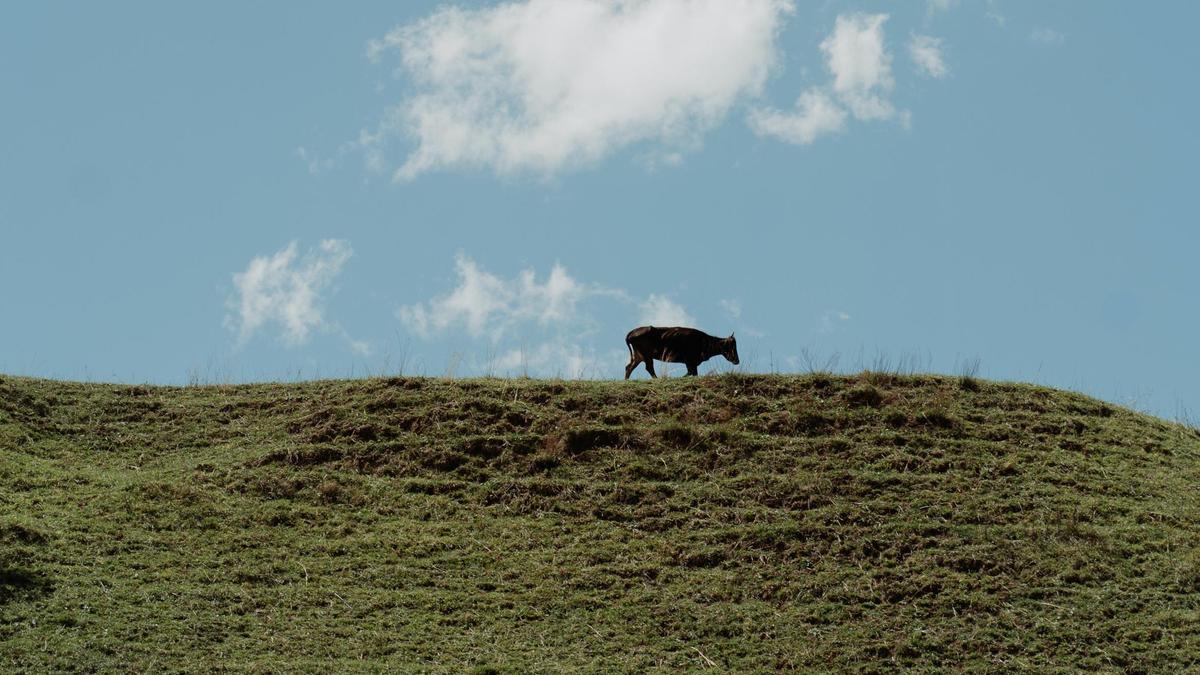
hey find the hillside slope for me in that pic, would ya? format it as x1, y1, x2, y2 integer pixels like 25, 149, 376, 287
2, 373, 1199, 671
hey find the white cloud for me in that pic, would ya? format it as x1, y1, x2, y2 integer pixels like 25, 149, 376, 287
294, 147, 335, 175
366, 0, 794, 179
227, 240, 361, 351
495, 342, 615, 379
1029, 27, 1065, 45
985, 0, 1006, 27
909, 35, 948, 78
748, 12, 900, 146
719, 298, 742, 320
397, 254, 597, 340
927, 0, 957, 13
748, 88, 846, 144
399, 255, 695, 376
342, 334, 372, 357
822, 13, 895, 121
639, 293, 695, 326
819, 309, 851, 333
398, 256, 513, 338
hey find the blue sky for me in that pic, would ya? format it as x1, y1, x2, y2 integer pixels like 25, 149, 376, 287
1, 1, 1196, 418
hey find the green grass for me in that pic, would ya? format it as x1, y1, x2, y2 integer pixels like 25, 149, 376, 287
2, 372, 1199, 671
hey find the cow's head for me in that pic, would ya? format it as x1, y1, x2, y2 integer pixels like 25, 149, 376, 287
723, 333, 740, 365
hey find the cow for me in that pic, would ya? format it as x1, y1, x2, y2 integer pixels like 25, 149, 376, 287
624, 326, 739, 379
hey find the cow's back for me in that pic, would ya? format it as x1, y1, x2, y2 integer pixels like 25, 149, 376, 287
626, 325, 658, 342
626, 325, 666, 357
659, 327, 704, 343
628, 326, 707, 361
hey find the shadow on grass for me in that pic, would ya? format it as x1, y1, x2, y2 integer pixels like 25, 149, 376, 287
0, 567, 52, 606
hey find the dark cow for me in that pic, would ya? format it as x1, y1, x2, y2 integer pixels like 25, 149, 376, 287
624, 326, 739, 379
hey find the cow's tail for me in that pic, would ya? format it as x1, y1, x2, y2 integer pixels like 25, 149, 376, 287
626, 325, 651, 359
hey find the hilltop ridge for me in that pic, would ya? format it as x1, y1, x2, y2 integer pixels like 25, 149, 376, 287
2, 373, 1199, 671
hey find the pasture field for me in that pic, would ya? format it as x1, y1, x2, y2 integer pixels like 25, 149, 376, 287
2, 373, 1199, 671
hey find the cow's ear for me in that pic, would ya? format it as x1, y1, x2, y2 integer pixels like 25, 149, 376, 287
729, 332, 735, 340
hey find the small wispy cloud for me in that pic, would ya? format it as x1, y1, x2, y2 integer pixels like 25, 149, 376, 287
823, 13, 896, 121
293, 127, 391, 177
494, 342, 617, 379
639, 294, 695, 327
926, 0, 957, 13
985, 0, 1006, 27
294, 147, 335, 175
750, 12, 903, 145
909, 35, 948, 78
819, 309, 852, 334
398, 255, 695, 376
397, 254, 606, 340
1029, 26, 1065, 46
719, 298, 742, 320
748, 89, 846, 145
226, 240, 366, 354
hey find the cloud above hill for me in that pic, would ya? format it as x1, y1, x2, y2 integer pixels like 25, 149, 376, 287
227, 240, 367, 355
639, 294, 694, 327
398, 254, 609, 340
397, 254, 696, 376
364, 0, 793, 179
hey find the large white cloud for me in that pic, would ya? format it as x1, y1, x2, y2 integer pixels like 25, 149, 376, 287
367, 0, 794, 179
227, 240, 366, 354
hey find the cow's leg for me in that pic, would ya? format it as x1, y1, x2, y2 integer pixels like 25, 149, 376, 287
685, 362, 699, 376
624, 351, 640, 380
643, 357, 657, 378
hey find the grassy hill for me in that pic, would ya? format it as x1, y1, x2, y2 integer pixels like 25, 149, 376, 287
2, 372, 1199, 671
